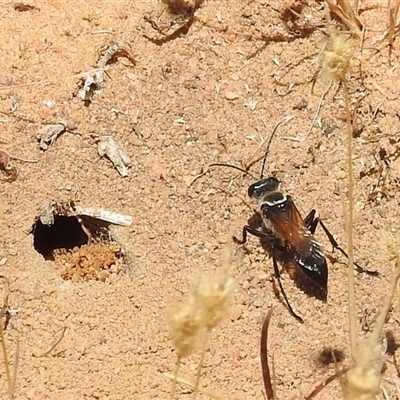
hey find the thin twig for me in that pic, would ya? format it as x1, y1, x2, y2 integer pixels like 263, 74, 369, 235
306, 82, 332, 138
164, 372, 225, 400
170, 354, 181, 400
280, 136, 302, 142
343, 78, 356, 356
9, 155, 38, 163
368, 257, 400, 348
194, 329, 209, 399
90, 30, 113, 35
305, 366, 350, 400
33, 327, 67, 357
0, 275, 11, 398
387, 0, 400, 64
10, 336, 19, 398
0, 318, 11, 397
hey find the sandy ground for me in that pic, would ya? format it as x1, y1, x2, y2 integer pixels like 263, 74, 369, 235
1, 1, 400, 399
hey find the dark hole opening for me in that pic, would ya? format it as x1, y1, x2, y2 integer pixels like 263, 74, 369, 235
316, 347, 346, 367
32, 216, 89, 259
385, 330, 400, 356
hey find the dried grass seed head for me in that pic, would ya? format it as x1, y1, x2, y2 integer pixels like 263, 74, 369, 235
167, 295, 204, 359
167, 243, 235, 357
320, 26, 353, 82
345, 344, 382, 400
194, 267, 234, 331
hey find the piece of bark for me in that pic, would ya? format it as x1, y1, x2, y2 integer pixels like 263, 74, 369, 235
97, 136, 132, 177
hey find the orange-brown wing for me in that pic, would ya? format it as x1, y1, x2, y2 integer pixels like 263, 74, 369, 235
265, 199, 315, 257
262, 196, 328, 289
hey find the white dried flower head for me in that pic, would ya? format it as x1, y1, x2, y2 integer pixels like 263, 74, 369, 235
167, 295, 203, 359
194, 267, 234, 331
320, 26, 353, 82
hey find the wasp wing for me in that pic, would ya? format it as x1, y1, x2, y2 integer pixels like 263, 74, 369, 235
262, 196, 328, 290
262, 196, 312, 250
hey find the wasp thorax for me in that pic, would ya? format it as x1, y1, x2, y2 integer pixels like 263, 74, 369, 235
263, 191, 287, 206
248, 177, 280, 199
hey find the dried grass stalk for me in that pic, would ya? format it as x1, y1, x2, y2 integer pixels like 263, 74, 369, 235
167, 242, 234, 400
0, 275, 17, 399
192, 245, 234, 399
325, 0, 363, 35
260, 308, 275, 400
344, 234, 400, 400
388, 0, 400, 62
319, 25, 357, 354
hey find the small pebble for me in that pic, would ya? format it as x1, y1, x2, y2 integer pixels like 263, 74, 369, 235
225, 91, 239, 100
230, 307, 242, 321
0, 76, 13, 86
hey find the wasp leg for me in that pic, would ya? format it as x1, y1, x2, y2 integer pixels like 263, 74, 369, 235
271, 245, 304, 323
234, 226, 304, 323
233, 225, 267, 245
307, 216, 379, 277
304, 209, 317, 227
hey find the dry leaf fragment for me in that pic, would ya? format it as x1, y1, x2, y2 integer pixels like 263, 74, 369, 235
38, 200, 133, 227
39, 201, 55, 226
78, 70, 104, 102
74, 206, 133, 226
0, 150, 9, 169
14, 3, 39, 11
98, 44, 119, 68
325, 0, 363, 35
38, 123, 67, 150
0, 149, 18, 182
97, 136, 132, 177
97, 43, 136, 68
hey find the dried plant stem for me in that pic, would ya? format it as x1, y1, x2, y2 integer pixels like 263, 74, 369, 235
260, 308, 275, 400
194, 329, 210, 399
306, 82, 331, 138
343, 78, 357, 356
388, 0, 400, 64
164, 372, 225, 400
170, 355, 182, 400
33, 327, 67, 357
0, 322, 12, 398
10, 336, 19, 398
305, 366, 350, 400
344, 255, 400, 400
167, 241, 233, 400
369, 257, 400, 346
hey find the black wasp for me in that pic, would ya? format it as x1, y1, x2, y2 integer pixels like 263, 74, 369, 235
199, 127, 378, 323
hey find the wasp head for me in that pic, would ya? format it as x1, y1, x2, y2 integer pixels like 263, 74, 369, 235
248, 177, 280, 200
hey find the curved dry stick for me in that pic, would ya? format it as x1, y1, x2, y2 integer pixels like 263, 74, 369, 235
304, 366, 349, 400
164, 372, 224, 400
33, 327, 67, 357
260, 307, 275, 400
0, 275, 12, 398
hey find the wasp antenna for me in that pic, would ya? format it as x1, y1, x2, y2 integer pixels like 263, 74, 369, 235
208, 163, 258, 180
189, 163, 257, 187
189, 167, 212, 187
259, 116, 294, 179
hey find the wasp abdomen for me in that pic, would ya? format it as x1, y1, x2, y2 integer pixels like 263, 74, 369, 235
294, 253, 328, 293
